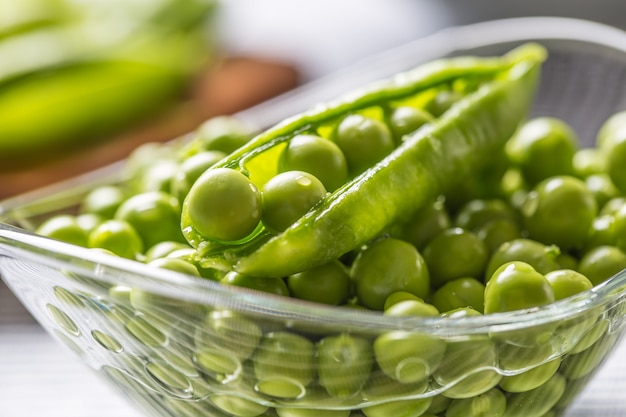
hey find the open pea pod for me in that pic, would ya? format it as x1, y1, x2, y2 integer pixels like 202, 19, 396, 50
184, 43, 546, 277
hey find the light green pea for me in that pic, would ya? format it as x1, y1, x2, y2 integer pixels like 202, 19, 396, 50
374, 330, 446, 384
210, 394, 269, 417
80, 185, 126, 219
502, 373, 566, 417
497, 342, 554, 372
276, 408, 351, 417
395, 197, 451, 250
383, 291, 423, 310
362, 397, 432, 417
361, 370, 429, 402
36, 215, 88, 247
144, 241, 192, 262
499, 358, 561, 393
384, 299, 439, 317
545, 269, 593, 300
569, 318, 609, 354
195, 309, 263, 362
316, 333, 373, 398
433, 337, 500, 399
445, 388, 506, 417
87, 219, 143, 259
561, 333, 618, 379
578, 246, 626, 286
431, 277, 485, 314
253, 331, 315, 399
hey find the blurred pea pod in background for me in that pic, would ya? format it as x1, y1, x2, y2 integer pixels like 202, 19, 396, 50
0, 0, 218, 168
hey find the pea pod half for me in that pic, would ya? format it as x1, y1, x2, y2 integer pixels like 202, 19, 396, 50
183, 43, 546, 277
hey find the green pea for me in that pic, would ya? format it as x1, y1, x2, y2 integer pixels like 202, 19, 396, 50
147, 257, 200, 276
431, 277, 485, 313
572, 147, 606, 178
144, 241, 192, 262
441, 307, 482, 319
80, 185, 126, 219
387, 105, 433, 143
484, 261, 555, 314
36, 215, 88, 247
426, 395, 451, 414
499, 358, 561, 393
562, 332, 620, 380
600, 196, 626, 216
182, 167, 262, 243
476, 219, 523, 254
276, 408, 350, 417
505, 117, 579, 186
222, 271, 290, 297
75, 213, 104, 235
253, 331, 316, 399
445, 388, 506, 417
520, 176, 597, 250
170, 150, 227, 202
362, 398, 432, 417
424, 89, 463, 117
433, 337, 500, 399
135, 158, 180, 194
578, 245, 626, 286
130, 286, 203, 328
115, 191, 185, 248
556, 252, 578, 271
316, 333, 373, 398
383, 291, 423, 310
585, 214, 617, 251
422, 228, 488, 287
361, 369, 429, 402
278, 134, 349, 192
569, 318, 609, 354
287, 260, 351, 305
597, 110, 626, 149
604, 126, 626, 194
544, 269, 593, 300
454, 198, 519, 232
189, 115, 255, 154
87, 219, 143, 259
497, 341, 555, 371
585, 174, 620, 209
384, 299, 440, 317
332, 113, 394, 176
502, 373, 566, 417
374, 330, 446, 384
194, 310, 261, 382
211, 394, 269, 417
352, 237, 430, 310
395, 197, 451, 250
261, 170, 327, 233
485, 238, 560, 282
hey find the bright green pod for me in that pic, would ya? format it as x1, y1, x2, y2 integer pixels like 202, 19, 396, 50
180, 44, 545, 278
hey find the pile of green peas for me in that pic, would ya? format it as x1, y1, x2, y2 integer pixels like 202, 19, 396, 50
34, 106, 626, 417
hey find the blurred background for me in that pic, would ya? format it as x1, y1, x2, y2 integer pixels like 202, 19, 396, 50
1, 1, 626, 416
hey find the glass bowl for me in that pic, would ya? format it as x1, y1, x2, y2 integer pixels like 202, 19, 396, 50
3, 16, 626, 417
